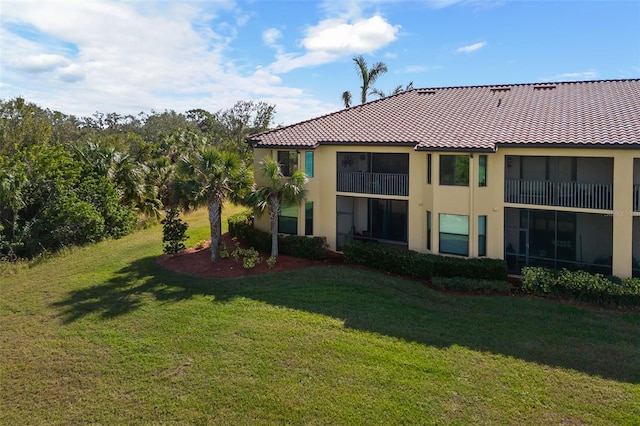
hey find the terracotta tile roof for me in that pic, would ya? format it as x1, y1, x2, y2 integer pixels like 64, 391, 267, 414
247, 79, 640, 152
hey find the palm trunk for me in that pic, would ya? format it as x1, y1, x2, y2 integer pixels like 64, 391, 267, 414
208, 199, 221, 263
269, 196, 279, 257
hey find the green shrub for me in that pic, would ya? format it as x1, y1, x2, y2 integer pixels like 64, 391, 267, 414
227, 211, 328, 260
227, 210, 254, 237
161, 208, 188, 255
520, 267, 557, 295
279, 235, 328, 260
227, 211, 270, 252
431, 276, 512, 294
230, 245, 262, 269
521, 266, 640, 308
342, 241, 507, 281
267, 256, 277, 269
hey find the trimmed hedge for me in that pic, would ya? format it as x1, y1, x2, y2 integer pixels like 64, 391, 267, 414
279, 235, 328, 261
227, 211, 328, 260
521, 266, 640, 309
227, 211, 270, 252
341, 240, 508, 281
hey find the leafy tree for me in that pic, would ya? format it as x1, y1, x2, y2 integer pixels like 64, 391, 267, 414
161, 208, 188, 254
0, 158, 30, 259
0, 97, 53, 156
0, 140, 137, 258
246, 156, 308, 257
74, 174, 136, 239
203, 100, 276, 163
341, 55, 388, 108
0, 97, 278, 259
177, 147, 251, 262
142, 109, 197, 146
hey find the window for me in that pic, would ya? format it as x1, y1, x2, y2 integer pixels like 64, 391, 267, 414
439, 214, 469, 256
427, 154, 432, 184
305, 202, 313, 236
305, 151, 314, 178
278, 203, 298, 235
479, 155, 487, 187
440, 155, 469, 186
278, 151, 297, 177
478, 216, 487, 256
426, 211, 432, 250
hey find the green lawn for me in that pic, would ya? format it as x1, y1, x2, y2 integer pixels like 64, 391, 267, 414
1, 207, 639, 425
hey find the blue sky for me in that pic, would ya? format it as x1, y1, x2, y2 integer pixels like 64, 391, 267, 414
1, 0, 639, 125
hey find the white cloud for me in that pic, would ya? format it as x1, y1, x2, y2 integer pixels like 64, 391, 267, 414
0, 1, 341, 125
262, 27, 285, 56
57, 64, 85, 83
268, 15, 399, 73
303, 15, 398, 55
263, 28, 282, 46
10, 54, 68, 73
456, 41, 487, 53
253, 68, 282, 85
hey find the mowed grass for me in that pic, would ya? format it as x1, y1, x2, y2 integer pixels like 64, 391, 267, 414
1, 207, 639, 425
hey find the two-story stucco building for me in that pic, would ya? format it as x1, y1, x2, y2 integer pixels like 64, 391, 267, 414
247, 79, 640, 278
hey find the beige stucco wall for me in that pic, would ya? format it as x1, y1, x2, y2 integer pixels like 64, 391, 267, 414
254, 146, 640, 278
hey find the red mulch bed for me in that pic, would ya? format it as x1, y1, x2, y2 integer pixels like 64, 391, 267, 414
158, 233, 342, 278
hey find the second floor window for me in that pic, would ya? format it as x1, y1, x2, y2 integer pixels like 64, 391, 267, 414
440, 155, 469, 186
305, 151, 314, 178
479, 155, 487, 187
278, 151, 297, 177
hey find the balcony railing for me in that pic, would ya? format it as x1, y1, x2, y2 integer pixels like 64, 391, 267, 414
635, 184, 640, 212
505, 179, 613, 210
337, 172, 409, 196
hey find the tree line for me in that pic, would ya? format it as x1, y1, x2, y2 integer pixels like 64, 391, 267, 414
0, 97, 276, 261
1, 54, 406, 263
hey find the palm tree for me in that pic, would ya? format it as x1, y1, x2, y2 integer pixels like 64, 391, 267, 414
371, 81, 415, 99
177, 147, 251, 262
341, 91, 353, 109
247, 156, 308, 257
75, 140, 157, 217
341, 54, 388, 108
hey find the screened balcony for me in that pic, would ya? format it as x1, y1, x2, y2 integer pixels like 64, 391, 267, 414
504, 156, 613, 210
505, 208, 614, 276
337, 152, 409, 197
336, 196, 408, 251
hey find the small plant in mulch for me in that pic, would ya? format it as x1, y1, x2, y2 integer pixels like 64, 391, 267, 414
267, 256, 277, 269
194, 240, 208, 250
230, 243, 263, 269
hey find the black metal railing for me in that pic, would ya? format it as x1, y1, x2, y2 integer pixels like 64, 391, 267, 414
337, 172, 409, 196
505, 179, 613, 210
